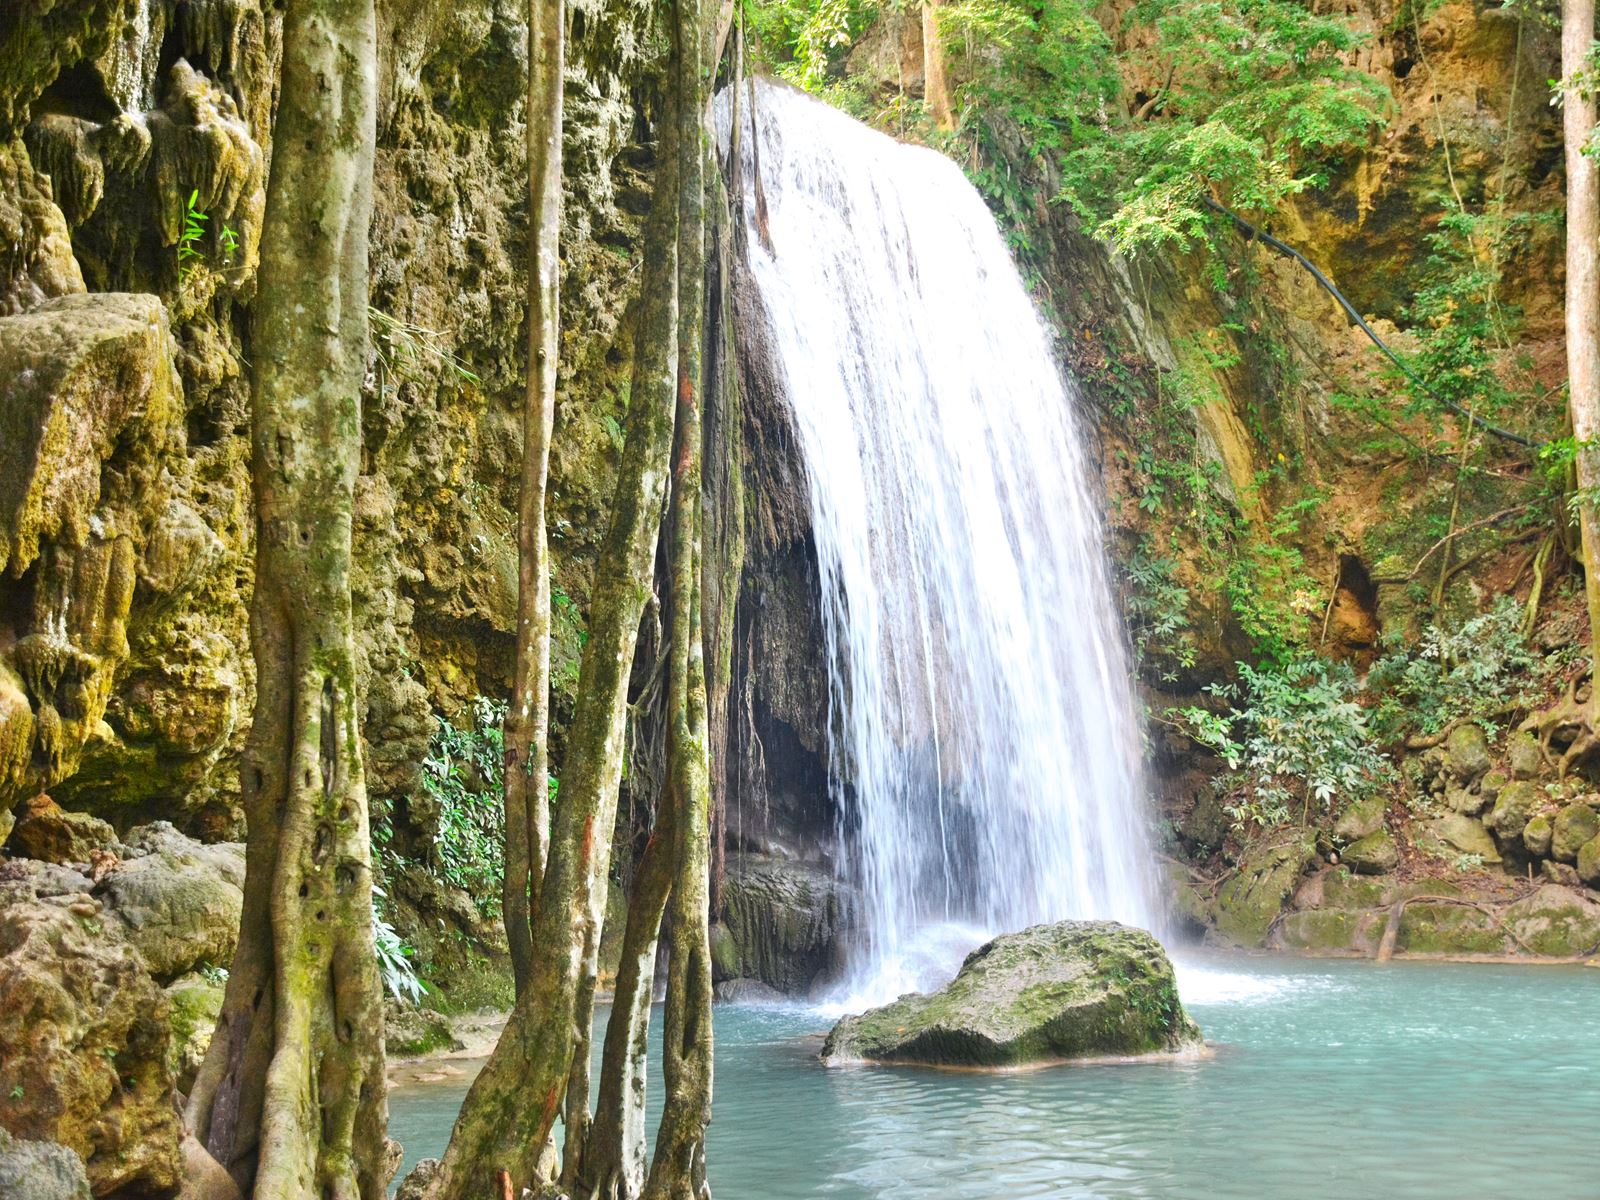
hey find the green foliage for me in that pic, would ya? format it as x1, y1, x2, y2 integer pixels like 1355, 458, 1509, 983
370, 305, 481, 395
373, 889, 426, 1005
419, 696, 508, 918
745, 0, 881, 92
1175, 656, 1390, 828
1122, 539, 1197, 682
944, 0, 1386, 252
1367, 597, 1552, 739
177, 189, 207, 275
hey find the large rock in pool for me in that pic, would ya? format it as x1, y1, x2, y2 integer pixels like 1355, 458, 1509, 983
821, 921, 1200, 1069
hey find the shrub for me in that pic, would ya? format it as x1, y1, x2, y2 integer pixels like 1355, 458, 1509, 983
1366, 598, 1552, 739
1175, 656, 1390, 829
419, 696, 507, 918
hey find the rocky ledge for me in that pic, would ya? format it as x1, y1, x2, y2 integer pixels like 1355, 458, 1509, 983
821, 920, 1202, 1069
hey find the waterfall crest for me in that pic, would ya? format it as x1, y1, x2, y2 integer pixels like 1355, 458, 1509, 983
721, 81, 1160, 1007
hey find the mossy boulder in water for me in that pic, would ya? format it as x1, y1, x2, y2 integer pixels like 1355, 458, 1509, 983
820, 921, 1201, 1069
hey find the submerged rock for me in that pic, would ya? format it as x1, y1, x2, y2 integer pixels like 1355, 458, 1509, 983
820, 921, 1200, 1069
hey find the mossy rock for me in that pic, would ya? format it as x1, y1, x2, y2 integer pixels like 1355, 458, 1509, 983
1213, 829, 1316, 947
1273, 908, 1382, 955
821, 921, 1201, 1069
385, 1002, 463, 1059
1417, 814, 1500, 865
1317, 871, 1392, 910
1503, 885, 1600, 956
1332, 795, 1385, 844
1342, 829, 1398, 875
1507, 732, 1543, 781
1550, 803, 1600, 864
1444, 724, 1491, 780
163, 972, 222, 1089
1486, 780, 1543, 842
1577, 836, 1600, 889
1523, 813, 1554, 859
1396, 903, 1506, 955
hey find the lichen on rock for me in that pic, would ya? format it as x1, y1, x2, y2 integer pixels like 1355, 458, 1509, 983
821, 921, 1201, 1069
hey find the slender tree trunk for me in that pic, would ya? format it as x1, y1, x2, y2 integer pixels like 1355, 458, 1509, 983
922, 0, 953, 130
576, 800, 676, 1199
503, 0, 566, 996
425, 57, 682, 1200
1564, 0, 1600, 715
644, 4, 714, 1192
183, 0, 387, 1195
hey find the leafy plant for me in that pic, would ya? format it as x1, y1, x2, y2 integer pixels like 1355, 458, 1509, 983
369, 306, 481, 396
177, 189, 208, 278
1367, 597, 1553, 739
419, 696, 508, 917
372, 891, 425, 1005
1174, 656, 1390, 829
1122, 538, 1197, 681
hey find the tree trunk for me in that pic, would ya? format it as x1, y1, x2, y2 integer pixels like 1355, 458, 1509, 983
644, 1, 715, 1190
503, 0, 565, 997
183, 0, 387, 1195
425, 54, 682, 1200
575, 800, 676, 1200
922, 0, 954, 130
1564, 0, 1600, 715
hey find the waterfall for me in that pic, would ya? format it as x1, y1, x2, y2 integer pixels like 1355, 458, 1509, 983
720, 81, 1162, 1007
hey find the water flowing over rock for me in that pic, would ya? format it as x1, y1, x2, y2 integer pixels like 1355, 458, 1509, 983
820, 920, 1200, 1069
719, 80, 1160, 1005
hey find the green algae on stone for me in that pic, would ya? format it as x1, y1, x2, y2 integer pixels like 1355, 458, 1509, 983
1213, 829, 1316, 947
1550, 803, 1600, 864
821, 921, 1201, 1069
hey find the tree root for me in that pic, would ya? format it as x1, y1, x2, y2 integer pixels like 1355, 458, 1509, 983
1520, 675, 1600, 778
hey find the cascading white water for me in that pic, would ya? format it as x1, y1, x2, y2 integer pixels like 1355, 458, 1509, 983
721, 81, 1161, 1007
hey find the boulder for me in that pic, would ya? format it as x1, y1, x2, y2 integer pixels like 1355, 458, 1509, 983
0, 1127, 89, 1200
1444, 723, 1492, 780
1578, 836, 1600, 889
716, 854, 851, 995
0, 857, 181, 1195
1332, 795, 1385, 844
1342, 829, 1398, 875
1213, 830, 1316, 947
1523, 813, 1554, 859
165, 973, 224, 1091
713, 977, 788, 1004
97, 822, 244, 981
1507, 731, 1543, 780
1444, 784, 1487, 816
1479, 769, 1508, 806
385, 1002, 462, 1059
5, 795, 116, 863
820, 921, 1201, 1069
1181, 789, 1230, 852
1485, 781, 1543, 842
1397, 902, 1507, 955
1418, 814, 1500, 865
1503, 885, 1600, 956
1543, 860, 1583, 888
1550, 802, 1600, 864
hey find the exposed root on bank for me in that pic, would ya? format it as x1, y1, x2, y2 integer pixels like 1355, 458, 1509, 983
1520, 676, 1600, 778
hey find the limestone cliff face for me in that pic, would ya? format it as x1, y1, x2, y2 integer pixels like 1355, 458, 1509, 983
0, 0, 655, 856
